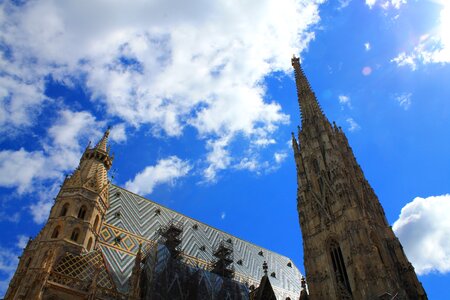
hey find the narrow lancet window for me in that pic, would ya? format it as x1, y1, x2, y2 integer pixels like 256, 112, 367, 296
71, 228, 80, 242
329, 240, 352, 295
77, 206, 87, 219
60, 203, 69, 217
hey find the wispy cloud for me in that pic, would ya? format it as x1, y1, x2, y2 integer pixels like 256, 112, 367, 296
394, 93, 412, 110
16, 235, 29, 249
391, 3, 450, 69
346, 118, 360, 132
364, 42, 371, 51
221, 212, 226, 220
274, 152, 288, 164
338, 95, 352, 109
366, 0, 406, 9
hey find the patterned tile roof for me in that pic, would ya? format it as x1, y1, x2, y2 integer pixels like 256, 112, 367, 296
99, 184, 302, 299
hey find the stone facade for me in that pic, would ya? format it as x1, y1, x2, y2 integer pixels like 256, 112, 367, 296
5, 129, 116, 299
4, 55, 429, 300
4, 127, 302, 299
291, 56, 427, 300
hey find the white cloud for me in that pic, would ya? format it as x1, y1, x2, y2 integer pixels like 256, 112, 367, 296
235, 158, 260, 172
365, 0, 377, 9
29, 198, 53, 224
391, 52, 418, 70
203, 136, 232, 182
393, 194, 450, 275
338, 0, 352, 9
0, 109, 110, 223
0, 110, 103, 194
338, 95, 352, 109
221, 212, 226, 220
274, 152, 288, 164
0, 149, 48, 194
366, 0, 406, 9
394, 93, 412, 110
16, 235, 29, 249
0, 247, 19, 297
346, 118, 360, 132
0, 0, 325, 181
391, 3, 450, 69
364, 42, 371, 51
109, 123, 127, 143
125, 156, 191, 195
253, 138, 276, 147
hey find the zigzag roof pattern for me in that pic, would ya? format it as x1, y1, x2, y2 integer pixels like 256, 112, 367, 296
99, 184, 302, 299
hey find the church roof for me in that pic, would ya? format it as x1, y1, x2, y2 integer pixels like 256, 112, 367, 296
98, 184, 303, 299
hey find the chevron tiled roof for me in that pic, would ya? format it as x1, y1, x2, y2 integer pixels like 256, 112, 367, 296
99, 184, 302, 299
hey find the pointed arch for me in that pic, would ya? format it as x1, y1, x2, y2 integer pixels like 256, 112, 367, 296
60, 203, 69, 217
93, 215, 100, 231
327, 239, 352, 296
70, 228, 80, 242
51, 226, 61, 239
87, 237, 93, 251
77, 205, 87, 219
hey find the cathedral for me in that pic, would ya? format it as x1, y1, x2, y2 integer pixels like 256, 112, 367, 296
4, 57, 427, 300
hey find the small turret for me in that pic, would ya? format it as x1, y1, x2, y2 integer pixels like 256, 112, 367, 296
5, 128, 115, 300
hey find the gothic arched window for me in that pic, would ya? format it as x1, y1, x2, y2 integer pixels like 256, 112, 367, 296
329, 240, 352, 295
70, 228, 80, 242
51, 226, 60, 239
93, 215, 100, 231
60, 203, 69, 217
87, 237, 93, 251
77, 206, 87, 220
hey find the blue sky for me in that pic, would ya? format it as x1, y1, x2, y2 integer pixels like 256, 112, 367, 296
0, 0, 449, 298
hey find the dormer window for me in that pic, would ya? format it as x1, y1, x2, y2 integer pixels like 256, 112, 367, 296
258, 250, 264, 256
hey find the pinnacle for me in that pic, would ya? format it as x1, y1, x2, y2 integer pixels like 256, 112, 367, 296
94, 127, 110, 152
291, 55, 327, 125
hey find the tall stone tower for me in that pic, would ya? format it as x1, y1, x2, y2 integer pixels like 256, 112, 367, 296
5, 129, 113, 300
290, 56, 427, 300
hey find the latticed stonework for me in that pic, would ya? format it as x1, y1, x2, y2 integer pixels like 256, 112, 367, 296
291, 56, 427, 299
47, 250, 126, 299
52, 251, 115, 290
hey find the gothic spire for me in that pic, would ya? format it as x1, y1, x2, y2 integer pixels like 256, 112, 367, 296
94, 127, 110, 152
291, 56, 326, 124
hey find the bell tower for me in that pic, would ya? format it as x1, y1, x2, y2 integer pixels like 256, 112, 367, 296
291, 56, 427, 300
5, 129, 113, 300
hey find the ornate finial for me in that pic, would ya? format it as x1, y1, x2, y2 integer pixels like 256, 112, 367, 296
263, 261, 268, 276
